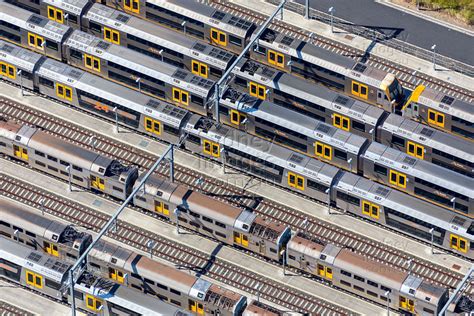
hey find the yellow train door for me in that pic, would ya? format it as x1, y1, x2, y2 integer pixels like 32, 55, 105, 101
13, 145, 28, 160
91, 175, 105, 191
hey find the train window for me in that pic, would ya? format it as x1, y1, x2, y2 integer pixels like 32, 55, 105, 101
170, 288, 181, 296
144, 117, 161, 136
0, 221, 10, 228
367, 280, 378, 288
170, 299, 181, 306
215, 221, 226, 229
230, 110, 247, 126
36, 161, 46, 167
229, 35, 242, 46
351, 81, 368, 100
84, 54, 100, 72
315, 142, 332, 160
0, 142, 5, 147
55, 83, 73, 101
249, 82, 266, 100
423, 308, 435, 314
104, 27, 120, 45
352, 120, 365, 132
288, 255, 296, 260
340, 270, 351, 277
407, 141, 424, 159
333, 114, 350, 131
340, 280, 351, 287
124, 0, 140, 14
287, 172, 305, 191
427, 109, 445, 128
203, 140, 220, 158
215, 231, 226, 239
202, 226, 213, 234
27, 33, 44, 50
86, 295, 103, 311
268, 50, 285, 68
353, 285, 365, 292
25, 270, 43, 289
172, 88, 189, 106
391, 135, 405, 147
0, 62, 16, 79
39, 77, 54, 89
202, 216, 213, 223
45, 279, 61, 290
367, 291, 378, 297
47, 6, 64, 24
112, 186, 123, 193
108, 268, 125, 284
191, 60, 208, 79
353, 275, 365, 282
73, 165, 82, 172
317, 264, 333, 280
450, 234, 468, 253
210, 28, 227, 47
374, 164, 387, 176
389, 170, 407, 189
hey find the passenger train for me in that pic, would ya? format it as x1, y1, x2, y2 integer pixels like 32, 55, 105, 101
2, 0, 472, 141
0, 40, 473, 254
2, 191, 470, 315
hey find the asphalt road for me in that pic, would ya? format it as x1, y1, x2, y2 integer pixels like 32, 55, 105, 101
295, 0, 474, 66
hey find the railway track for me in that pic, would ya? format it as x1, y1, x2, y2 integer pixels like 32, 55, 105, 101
209, 0, 473, 103
0, 174, 353, 316
0, 300, 34, 316
0, 97, 470, 298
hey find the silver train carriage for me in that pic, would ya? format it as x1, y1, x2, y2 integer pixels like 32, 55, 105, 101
249, 28, 404, 110
95, 0, 256, 54
132, 172, 291, 262
378, 114, 474, 177
0, 237, 196, 315
219, 87, 369, 173
286, 234, 451, 315
361, 142, 474, 216
229, 59, 388, 139
0, 198, 92, 259
334, 172, 474, 257
0, 0, 71, 60
0, 119, 138, 200
88, 239, 247, 316
402, 85, 474, 140
3, 0, 91, 29
63, 29, 215, 116
82, 3, 235, 80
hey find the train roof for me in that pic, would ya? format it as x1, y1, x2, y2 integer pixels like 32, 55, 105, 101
243, 301, 284, 316
37, 58, 189, 127
364, 142, 473, 199
0, 40, 43, 73
0, 237, 70, 282
0, 119, 22, 141
335, 172, 474, 240
381, 114, 473, 163
0, 198, 70, 241
137, 173, 256, 231
416, 87, 473, 121
42, 0, 90, 15
221, 89, 368, 155
287, 234, 324, 260
253, 30, 391, 86
184, 116, 340, 186
0, 1, 70, 42
233, 60, 384, 126
65, 30, 215, 97
207, 284, 247, 314
84, 4, 234, 70
147, 0, 255, 37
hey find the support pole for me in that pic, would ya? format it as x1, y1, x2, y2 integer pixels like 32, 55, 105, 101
68, 145, 174, 316
214, 0, 287, 124
168, 145, 174, 183
305, 0, 309, 19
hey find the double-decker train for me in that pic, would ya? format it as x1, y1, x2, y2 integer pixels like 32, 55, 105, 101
0, 38, 473, 255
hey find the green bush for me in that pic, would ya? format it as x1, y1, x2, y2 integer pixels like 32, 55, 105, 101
417, 0, 474, 24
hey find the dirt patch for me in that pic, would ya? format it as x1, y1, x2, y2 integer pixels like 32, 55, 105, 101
391, 0, 474, 31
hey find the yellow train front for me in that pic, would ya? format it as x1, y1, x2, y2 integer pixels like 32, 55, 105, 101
132, 173, 292, 262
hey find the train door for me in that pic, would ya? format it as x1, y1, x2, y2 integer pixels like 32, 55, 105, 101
258, 241, 266, 255
43, 241, 59, 257
86, 294, 103, 312
399, 296, 415, 313
108, 268, 125, 284
155, 201, 170, 216
317, 264, 333, 280
90, 175, 105, 191
233, 232, 249, 247
13, 145, 28, 161
188, 300, 204, 315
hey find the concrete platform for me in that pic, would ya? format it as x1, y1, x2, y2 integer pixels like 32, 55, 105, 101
1, 82, 470, 278
232, 0, 474, 92
0, 158, 388, 315
0, 280, 85, 316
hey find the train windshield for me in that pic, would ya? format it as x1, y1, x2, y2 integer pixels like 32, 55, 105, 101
388, 78, 403, 101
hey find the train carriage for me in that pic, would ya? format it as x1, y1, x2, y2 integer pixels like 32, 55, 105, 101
378, 114, 474, 177
34, 57, 189, 143
97, 0, 256, 54
81, 3, 235, 80
334, 172, 474, 257
219, 87, 369, 173
402, 85, 474, 140
0, 0, 71, 60
0, 40, 41, 89
361, 142, 474, 215
230, 59, 387, 138
63, 29, 215, 116
250, 29, 404, 111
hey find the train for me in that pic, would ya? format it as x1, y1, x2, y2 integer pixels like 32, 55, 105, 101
1, 0, 472, 141
0, 40, 473, 256
2, 189, 470, 315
